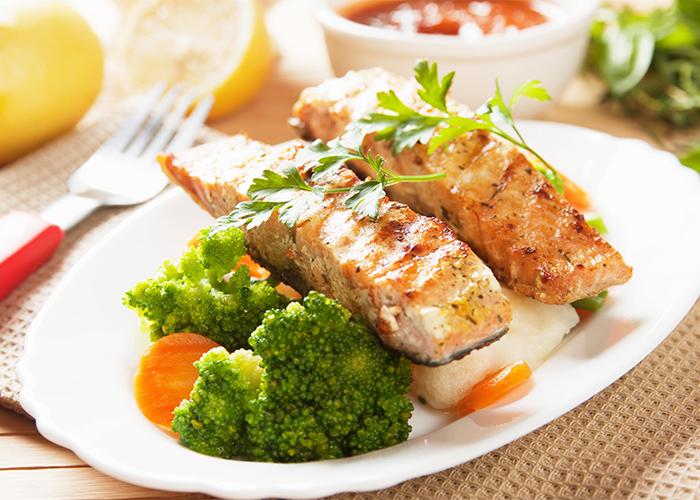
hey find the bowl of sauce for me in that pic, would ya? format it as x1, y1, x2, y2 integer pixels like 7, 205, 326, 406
341, 0, 552, 37
314, 0, 600, 117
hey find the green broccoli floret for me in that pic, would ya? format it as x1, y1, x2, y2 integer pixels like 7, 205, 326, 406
123, 225, 283, 351
172, 347, 263, 458
246, 292, 414, 462
172, 291, 414, 462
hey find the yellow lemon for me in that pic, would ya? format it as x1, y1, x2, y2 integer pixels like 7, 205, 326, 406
0, 0, 104, 165
113, 0, 274, 121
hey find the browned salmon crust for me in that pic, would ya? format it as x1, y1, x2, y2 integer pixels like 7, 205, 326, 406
159, 134, 513, 365
292, 68, 633, 305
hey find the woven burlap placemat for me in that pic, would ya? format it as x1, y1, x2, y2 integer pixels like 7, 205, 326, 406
0, 99, 225, 415
1, 101, 699, 500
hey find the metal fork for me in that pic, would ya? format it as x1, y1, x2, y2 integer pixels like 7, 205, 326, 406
43, 83, 214, 230
0, 84, 214, 301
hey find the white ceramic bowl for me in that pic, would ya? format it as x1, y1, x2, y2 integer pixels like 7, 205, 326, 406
314, 0, 600, 117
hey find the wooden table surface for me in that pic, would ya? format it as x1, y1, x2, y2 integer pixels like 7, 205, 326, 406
1, 0, 685, 499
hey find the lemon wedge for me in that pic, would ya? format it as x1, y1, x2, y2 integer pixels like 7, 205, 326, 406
113, 0, 274, 121
0, 0, 104, 164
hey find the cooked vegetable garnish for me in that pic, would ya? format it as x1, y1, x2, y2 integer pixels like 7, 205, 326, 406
561, 174, 591, 211
133, 332, 221, 428
172, 347, 264, 459
571, 290, 609, 312
457, 360, 532, 416
123, 224, 284, 351
172, 292, 414, 462
585, 213, 608, 235
234, 254, 268, 279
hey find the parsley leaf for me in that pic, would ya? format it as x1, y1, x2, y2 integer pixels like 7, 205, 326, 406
247, 161, 313, 200
359, 91, 445, 155
224, 162, 325, 230
345, 180, 386, 220
429, 115, 486, 153
298, 124, 387, 181
510, 80, 552, 109
229, 189, 325, 231
414, 59, 454, 114
426, 77, 561, 192
277, 190, 325, 229
297, 138, 361, 181
220, 200, 282, 231
360, 60, 561, 193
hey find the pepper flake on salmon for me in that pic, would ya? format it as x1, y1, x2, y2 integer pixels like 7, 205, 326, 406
159, 134, 512, 365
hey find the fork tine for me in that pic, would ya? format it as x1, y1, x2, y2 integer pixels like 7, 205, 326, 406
103, 82, 167, 152
141, 90, 198, 158
163, 94, 215, 153
124, 85, 182, 157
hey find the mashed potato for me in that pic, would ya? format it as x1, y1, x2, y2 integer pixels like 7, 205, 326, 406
412, 287, 580, 410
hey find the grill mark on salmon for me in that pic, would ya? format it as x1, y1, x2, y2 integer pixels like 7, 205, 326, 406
291, 68, 633, 305
159, 134, 513, 365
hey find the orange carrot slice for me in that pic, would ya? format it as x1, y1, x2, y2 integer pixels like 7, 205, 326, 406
275, 282, 302, 299
457, 360, 533, 417
561, 174, 591, 211
234, 254, 270, 279
134, 332, 222, 428
235, 254, 301, 298
575, 308, 595, 321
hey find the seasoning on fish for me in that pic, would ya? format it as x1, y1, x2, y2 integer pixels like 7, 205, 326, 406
291, 68, 633, 305
158, 134, 513, 365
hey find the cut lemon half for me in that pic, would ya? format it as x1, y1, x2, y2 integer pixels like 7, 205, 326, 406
0, 0, 104, 164
113, 0, 274, 120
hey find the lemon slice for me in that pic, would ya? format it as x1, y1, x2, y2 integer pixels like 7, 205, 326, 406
0, 0, 104, 164
113, 0, 274, 120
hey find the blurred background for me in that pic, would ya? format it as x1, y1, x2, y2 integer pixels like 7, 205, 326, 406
2, 0, 697, 168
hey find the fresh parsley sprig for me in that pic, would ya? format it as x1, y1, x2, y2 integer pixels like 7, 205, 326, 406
219, 161, 324, 231
358, 60, 452, 155
217, 60, 560, 233
360, 60, 563, 193
217, 127, 446, 231
300, 124, 446, 219
431, 80, 563, 193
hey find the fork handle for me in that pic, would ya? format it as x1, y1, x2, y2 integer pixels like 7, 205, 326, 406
0, 212, 64, 302
41, 194, 103, 232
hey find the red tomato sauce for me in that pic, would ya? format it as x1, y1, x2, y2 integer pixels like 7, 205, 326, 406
339, 0, 550, 36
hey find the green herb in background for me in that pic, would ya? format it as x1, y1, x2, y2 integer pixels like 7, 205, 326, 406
588, 0, 700, 172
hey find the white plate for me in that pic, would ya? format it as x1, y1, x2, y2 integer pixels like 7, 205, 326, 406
17, 122, 700, 499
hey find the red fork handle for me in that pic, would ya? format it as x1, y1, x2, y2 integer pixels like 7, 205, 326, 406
0, 211, 64, 302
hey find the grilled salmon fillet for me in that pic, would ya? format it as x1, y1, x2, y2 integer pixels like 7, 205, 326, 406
291, 68, 633, 305
159, 134, 512, 365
